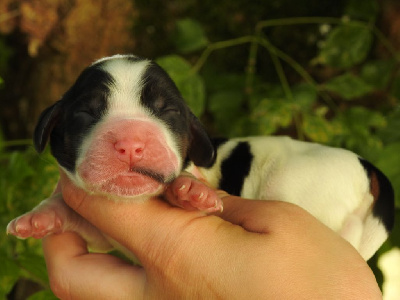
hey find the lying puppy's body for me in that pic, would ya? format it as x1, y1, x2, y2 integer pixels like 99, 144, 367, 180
190, 136, 394, 260
7, 54, 394, 261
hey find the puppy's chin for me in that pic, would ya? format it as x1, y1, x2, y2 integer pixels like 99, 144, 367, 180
85, 173, 166, 199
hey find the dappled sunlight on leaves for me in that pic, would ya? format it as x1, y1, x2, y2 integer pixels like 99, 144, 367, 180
316, 22, 373, 68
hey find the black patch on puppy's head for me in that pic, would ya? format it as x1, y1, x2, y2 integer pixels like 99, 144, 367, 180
140, 61, 215, 168
34, 61, 115, 171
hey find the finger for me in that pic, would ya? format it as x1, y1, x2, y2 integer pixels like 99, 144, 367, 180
51, 180, 62, 195
216, 193, 314, 234
43, 232, 145, 299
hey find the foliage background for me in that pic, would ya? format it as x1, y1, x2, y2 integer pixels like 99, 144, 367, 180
1, 0, 400, 298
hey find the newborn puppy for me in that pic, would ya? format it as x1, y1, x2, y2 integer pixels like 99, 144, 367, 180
7, 54, 394, 261
7, 54, 222, 259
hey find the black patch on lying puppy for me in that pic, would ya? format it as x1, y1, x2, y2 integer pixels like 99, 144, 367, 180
219, 142, 254, 196
359, 158, 395, 232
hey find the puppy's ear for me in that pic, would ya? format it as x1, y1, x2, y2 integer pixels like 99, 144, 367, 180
188, 112, 215, 167
33, 102, 62, 153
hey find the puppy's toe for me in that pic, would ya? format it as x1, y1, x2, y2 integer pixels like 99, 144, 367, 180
7, 214, 35, 238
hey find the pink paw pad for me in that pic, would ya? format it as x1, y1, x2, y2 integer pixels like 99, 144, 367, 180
7, 209, 63, 239
165, 176, 223, 213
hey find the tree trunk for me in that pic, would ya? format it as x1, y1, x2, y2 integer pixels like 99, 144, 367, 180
0, 0, 135, 140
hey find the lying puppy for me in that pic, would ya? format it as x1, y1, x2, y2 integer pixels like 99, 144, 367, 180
7, 54, 394, 261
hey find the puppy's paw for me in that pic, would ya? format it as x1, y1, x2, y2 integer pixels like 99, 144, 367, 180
7, 195, 66, 239
165, 175, 223, 213
7, 210, 62, 239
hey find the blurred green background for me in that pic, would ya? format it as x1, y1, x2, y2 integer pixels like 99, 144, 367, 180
1, 0, 399, 298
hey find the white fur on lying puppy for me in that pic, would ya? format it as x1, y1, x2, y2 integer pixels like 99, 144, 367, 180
188, 136, 394, 260
7, 54, 394, 261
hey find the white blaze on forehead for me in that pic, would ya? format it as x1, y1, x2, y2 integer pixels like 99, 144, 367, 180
99, 57, 151, 116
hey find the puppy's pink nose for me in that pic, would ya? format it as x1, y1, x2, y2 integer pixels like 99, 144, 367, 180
114, 139, 145, 163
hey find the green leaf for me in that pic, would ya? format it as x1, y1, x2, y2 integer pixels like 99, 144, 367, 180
248, 83, 284, 110
330, 107, 385, 154
344, 0, 379, 21
173, 18, 209, 53
375, 142, 400, 208
318, 23, 373, 68
378, 109, 400, 144
202, 69, 245, 94
302, 114, 335, 143
28, 290, 57, 300
251, 99, 293, 135
7, 151, 35, 186
208, 91, 244, 136
292, 83, 317, 112
156, 55, 205, 116
323, 73, 373, 100
360, 59, 395, 89
386, 209, 400, 247
0, 254, 20, 298
17, 253, 49, 286
343, 106, 387, 129
180, 75, 205, 117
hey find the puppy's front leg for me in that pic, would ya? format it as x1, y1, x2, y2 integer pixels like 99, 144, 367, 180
7, 193, 113, 252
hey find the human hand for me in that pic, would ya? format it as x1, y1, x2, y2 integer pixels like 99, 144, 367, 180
42, 171, 382, 299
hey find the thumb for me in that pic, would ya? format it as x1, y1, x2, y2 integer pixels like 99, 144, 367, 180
59, 170, 210, 263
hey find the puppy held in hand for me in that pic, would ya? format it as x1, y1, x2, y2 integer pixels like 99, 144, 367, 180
7, 55, 222, 260
7, 54, 394, 261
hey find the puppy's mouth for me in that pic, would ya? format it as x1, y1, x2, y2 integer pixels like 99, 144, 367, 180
87, 167, 177, 198
129, 167, 168, 183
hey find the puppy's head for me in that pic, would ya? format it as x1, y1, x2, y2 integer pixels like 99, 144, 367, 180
34, 54, 214, 198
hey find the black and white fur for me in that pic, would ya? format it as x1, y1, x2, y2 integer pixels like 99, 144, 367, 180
190, 136, 394, 260
7, 54, 395, 261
